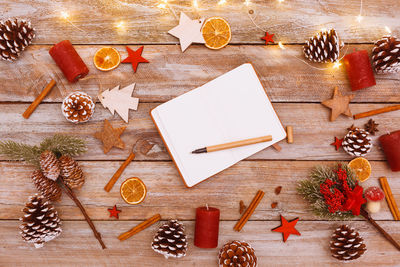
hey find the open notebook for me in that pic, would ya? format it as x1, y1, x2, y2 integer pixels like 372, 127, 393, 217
151, 63, 286, 187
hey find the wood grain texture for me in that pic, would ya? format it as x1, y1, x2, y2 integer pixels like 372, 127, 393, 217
1, 103, 399, 161
1, 161, 398, 221
1, 220, 399, 266
1, 45, 400, 103
2, 0, 400, 44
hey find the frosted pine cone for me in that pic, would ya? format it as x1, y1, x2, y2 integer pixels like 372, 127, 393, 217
342, 127, 372, 157
372, 36, 400, 74
330, 225, 366, 261
218, 240, 257, 267
59, 155, 85, 189
151, 220, 188, 259
61, 92, 95, 123
19, 194, 62, 248
31, 170, 62, 201
0, 18, 35, 62
39, 150, 60, 181
304, 29, 343, 63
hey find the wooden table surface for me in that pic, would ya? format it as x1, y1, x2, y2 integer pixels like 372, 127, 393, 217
1, 0, 400, 266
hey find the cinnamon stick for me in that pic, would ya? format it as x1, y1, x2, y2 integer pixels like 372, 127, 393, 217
118, 214, 161, 241
379, 177, 400, 220
360, 207, 400, 251
104, 152, 135, 192
234, 190, 264, 231
272, 143, 282, 152
22, 79, 56, 119
59, 178, 106, 249
286, 126, 293, 144
353, 104, 400, 120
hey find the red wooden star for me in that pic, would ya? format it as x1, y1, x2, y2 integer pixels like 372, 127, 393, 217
108, 205, 121, 219
330, 137, 343, 151
261, 32, 274, 45
121, 46, 149, 73
271, 215, 301, 242
343, 185, 366, 216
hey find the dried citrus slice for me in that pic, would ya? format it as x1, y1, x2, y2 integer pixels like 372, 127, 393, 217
93, 47, 121, 71
120, 177, 147, 205
348, 157, 371, 182
201, 17, 231, 50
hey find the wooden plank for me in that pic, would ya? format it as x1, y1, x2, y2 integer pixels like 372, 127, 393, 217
1, 45, 400, 103
1, 161, 398, 220
1, 103, 399, 161
1, 220, 399, 266
2, 0, 400, 44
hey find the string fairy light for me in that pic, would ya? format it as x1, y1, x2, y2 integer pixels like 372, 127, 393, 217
59, 11, 85, 32
385, 26, 392, 34
356, 0, 363, 22
278, 41, 286, 49
218, 0, 227, 5
244, 0, 250, 6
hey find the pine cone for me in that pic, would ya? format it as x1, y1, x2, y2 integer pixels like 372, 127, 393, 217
372, 36, 400, 74
61, 92, 95, 123
39, 150, 61, 181
330, 225, 366, 261
304, 29, 343, 63
151, 220, 188, 259
19, 194, 62, 248
218, 240, 257, 267
31, 170, 62, 201
342, 127, 372, 157
59, 155, 85, 189
0, 18, 35, 62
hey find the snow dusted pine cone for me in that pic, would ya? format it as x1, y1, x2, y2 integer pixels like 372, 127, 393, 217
330, 225, 366, 261
0, 18, 35, 62
372, 36, 400, 74
342, 127, 372, 157
59, 155, 85, 189
218, 240, 257, 267
303, 29, 343, 63
151, 220, 188, 259
31, 170, 62, 201
61, 92, 95, 123
19, 194, 62, 248
39, 150, 61, 181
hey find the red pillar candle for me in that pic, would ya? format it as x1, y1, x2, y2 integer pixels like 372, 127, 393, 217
379, 130, 400, 172
49, 40, 89, 83
194, 206, 220, 248
343, 50, 376, 91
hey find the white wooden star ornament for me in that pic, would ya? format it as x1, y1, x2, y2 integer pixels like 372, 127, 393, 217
168, 12, 205, 52
98, 83, 139, 123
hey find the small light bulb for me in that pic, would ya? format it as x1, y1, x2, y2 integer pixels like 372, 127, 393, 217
278, 0, 284, 2
278, 41, 286, 50
61, 11, 69, 19
116, 21, 124, 29
385, 26, 392, 34
157, 3, 167, 8
218, 0, 226, 5
193, 0, 199, 9
333, 61, 342, 69
244, 0, 250, 6
356, 15, 363, 23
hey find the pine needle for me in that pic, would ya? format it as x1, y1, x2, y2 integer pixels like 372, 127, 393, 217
0, 141, 41, 167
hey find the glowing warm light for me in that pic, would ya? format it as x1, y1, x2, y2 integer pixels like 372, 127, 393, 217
356, 15, 363, 23
278, 41, 286, 50
61, 11, 70, 19
116, 21, 125, 29
244, 0, 250, 6
193, 0, 199, 9
157, 3, 167, 8
333, 61, 342, 69
385, 26, 392, 34
278, 0, 284, 2
218, 0, 226, 5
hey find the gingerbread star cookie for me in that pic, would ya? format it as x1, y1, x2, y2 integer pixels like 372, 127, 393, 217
94, 119, 126, 153
321, 87, 355, 121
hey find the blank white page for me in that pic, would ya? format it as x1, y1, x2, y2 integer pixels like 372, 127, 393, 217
151, 63, 286, 187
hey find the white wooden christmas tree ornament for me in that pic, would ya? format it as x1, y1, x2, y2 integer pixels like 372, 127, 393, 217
168, 12, 205, 52
98, 83, 139, 123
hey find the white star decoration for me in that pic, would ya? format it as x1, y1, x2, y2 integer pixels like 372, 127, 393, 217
168, 12, 205, 52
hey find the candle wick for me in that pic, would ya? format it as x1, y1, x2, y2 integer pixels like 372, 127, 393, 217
206, 204, 209, 210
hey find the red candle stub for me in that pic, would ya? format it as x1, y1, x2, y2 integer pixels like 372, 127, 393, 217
379, 130, 400, 172
49, 40, 89, 83
343, 50, 376, 91
194, 206, 220, 248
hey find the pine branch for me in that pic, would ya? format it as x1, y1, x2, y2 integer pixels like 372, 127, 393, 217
39, 134, 87, 157
0, 141, 41, 167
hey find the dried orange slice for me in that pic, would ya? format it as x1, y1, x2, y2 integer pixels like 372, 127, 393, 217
93, 47, 121, 71
201, 17, 231, 50
348, 157, 371, 182
120, 177, 147, 205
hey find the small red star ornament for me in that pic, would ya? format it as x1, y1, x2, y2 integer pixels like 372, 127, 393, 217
121, 46, 149, 72
343, 185, 366, 216
261, 32, 274, 45
330, 137, 343, 151
271, 215, 301, 242
108, 205, 122, 219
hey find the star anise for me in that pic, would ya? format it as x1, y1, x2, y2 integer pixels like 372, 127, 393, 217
364, 119, 379, 135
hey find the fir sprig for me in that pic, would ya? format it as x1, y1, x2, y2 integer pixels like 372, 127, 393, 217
297, 163, 357, 220
0, 134, 87, 167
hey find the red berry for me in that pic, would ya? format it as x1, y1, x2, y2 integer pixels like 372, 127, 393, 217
365, 186, 385, 201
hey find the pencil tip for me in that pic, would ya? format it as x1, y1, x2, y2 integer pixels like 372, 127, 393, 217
192, 147, 207, 154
